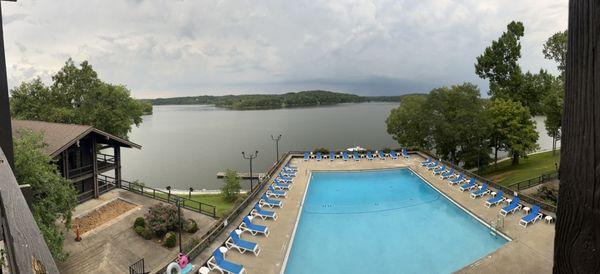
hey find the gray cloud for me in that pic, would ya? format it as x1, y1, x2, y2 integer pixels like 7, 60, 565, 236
3, 0, 567, 98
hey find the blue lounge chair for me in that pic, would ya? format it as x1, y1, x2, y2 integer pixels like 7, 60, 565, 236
280, 170, 295, 178
426, 161, 439, 170
389, 150, 398, 160
500, 197, 522, 216
274, 177, 290, 185
277, 175, 292, 184
433, 165, 446, 175
440, 168, 455, 179
470, 183, 489, 198
378, 151, 386, 159
485, 191, 504, 207
272, 181, 290, 191
353, 151, 360, 161
459, 178, 477, 191
207, 248, 246, 274
316, 152, 322, 161
267, 185, 287, 198
519, 205, 543, 228
420, 157, 432, 166
251, 203, 277, 220
226, 231, 261, 256
330, 151, 335, 161
239, 216, 269, 236
402, 148, 410, 158
342, 151, 349, 161
366, 151, 373, 160
285, 163, 297, 170
303, 152, 309, 161
259, 194, 282, 208
448, 173, 465, 185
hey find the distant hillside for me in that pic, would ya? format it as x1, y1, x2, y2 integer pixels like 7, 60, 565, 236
147, 90, 420, 110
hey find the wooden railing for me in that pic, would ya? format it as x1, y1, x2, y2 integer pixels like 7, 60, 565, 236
153, 152, 293, 274
0, 148, 58, 273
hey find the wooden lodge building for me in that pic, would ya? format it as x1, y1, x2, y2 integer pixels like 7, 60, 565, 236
11, 120, 141, 203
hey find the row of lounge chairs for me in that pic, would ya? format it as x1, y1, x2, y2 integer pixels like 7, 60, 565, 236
422, 157, 546, 228
303, 148, 411, 161
206, 163, 296, 274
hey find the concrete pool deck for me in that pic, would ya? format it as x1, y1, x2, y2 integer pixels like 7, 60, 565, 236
198, 154, 554, 274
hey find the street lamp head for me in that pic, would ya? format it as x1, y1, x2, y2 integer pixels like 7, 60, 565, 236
166, 186, 171, 191
241, 151, 245, 157
255, 150, 259, 155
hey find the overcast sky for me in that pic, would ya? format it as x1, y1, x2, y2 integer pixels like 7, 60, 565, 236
3, 0, 567, 99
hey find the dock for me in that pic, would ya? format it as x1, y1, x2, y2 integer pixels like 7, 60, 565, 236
216, 172, 266, 179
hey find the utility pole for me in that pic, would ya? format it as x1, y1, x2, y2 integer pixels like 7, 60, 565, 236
242, 151, 258, 191
270, 134, 282, 163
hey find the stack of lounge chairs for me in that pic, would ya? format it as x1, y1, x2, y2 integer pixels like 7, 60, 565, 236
300, 149, 411, 162
206, 161, 297, 273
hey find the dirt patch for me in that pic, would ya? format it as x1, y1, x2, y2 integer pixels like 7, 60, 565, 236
72, 199, 137, 234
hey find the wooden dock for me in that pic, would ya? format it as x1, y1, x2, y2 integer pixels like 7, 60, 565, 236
216, 172, 266, 179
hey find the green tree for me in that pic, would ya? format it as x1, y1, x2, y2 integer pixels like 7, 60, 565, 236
221, 169, 241, 202
386, 95, 431, 149
475, 21, 525, 100
543, 78, 564, 155
543, 30, 568, 75
10, 58, 144, 138
13, 130, 77, 261
519, 69, 555, 115
487, 98, 540, 165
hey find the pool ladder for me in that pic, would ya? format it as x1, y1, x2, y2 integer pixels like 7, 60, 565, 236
490, 214, 504, 237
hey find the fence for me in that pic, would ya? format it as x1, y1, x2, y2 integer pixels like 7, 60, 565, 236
414, 149, 558, 213
153, 152, 293, 274
507, 171, 559, 191
99, 175, 217, 218
129, 258, 146, 274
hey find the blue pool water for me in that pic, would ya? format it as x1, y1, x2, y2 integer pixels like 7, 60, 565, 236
284, 169, 507, 274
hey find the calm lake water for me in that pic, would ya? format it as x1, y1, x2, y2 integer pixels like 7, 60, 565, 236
121, 103, 557, 190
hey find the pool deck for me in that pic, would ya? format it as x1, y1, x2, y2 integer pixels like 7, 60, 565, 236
198, 154, 554, 274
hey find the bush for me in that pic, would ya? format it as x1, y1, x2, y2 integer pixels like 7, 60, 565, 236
141, 227, 154, 240
184, 219, 198, 233
134, 226, 145, 236
133, 217, 145, 228
182, 237, 201, 253
145, 204, 182, 237
163, 231, 177, 248
313, 147, 329, 154
222, 170, 241, 202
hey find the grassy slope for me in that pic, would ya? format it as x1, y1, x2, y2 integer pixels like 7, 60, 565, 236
480, 150, 560, 186
149, 192, 241, 217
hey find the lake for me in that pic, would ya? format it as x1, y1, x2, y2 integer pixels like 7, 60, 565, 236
121, 103, 557, 190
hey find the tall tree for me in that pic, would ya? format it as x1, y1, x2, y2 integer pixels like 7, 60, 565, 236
519, 69, 556, 115
10, 59, 144, 138
553, 2, 600, 272
487, 98, 539, 165
386, 95, 431, 149
475, 21, 525, 100
13, 130, 77, 261
542, 77, 563, 155
542, 30, 568, 75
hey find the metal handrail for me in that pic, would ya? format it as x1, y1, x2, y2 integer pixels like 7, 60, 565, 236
506, 171, 559, 191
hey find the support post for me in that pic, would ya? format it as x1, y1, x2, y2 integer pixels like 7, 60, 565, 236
114, 145, 121, 188
92, 136, 99, 198
553, 2, 600, 272
0, 2, 14, 169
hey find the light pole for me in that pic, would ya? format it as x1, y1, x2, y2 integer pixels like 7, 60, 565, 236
175, 197, 183, 253
242, 151, 258, 191
270, 134, 282, 163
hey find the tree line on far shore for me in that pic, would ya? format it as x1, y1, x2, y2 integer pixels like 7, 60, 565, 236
387, 21, 566, 169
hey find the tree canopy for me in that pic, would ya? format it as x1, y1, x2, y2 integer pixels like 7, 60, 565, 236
13, 130, 77, 261
10, 59, 144, 139
543, 30, 568, 75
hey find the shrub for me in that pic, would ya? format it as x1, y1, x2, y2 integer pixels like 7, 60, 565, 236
184, 219, 198, 233
145, 204, 182, 237
133, 217, 145, 228
182, 237, 201, 253
141, 227, 154, 240
163, 231, 177, 248
222, 170, 241, 202
313, 147, 329, 154
134, 226, 145, 236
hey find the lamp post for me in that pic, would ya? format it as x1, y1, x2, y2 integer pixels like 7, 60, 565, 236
270, 134, 282, 163
166, 185, 171, 202
242, 151, 258, 191
188, 187, 193, 199
175, 197, 183, 253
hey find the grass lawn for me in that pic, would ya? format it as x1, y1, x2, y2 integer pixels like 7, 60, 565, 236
148, 192, 243, 217
480, 150, 560, 186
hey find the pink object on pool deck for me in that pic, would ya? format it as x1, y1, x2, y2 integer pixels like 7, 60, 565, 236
177, 253, 189, 268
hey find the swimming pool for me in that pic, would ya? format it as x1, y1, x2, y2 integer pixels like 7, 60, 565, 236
283, 168, 508, 274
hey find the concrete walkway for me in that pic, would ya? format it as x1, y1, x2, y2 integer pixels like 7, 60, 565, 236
58, 189, 218, 274
196, 154, 554, 273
